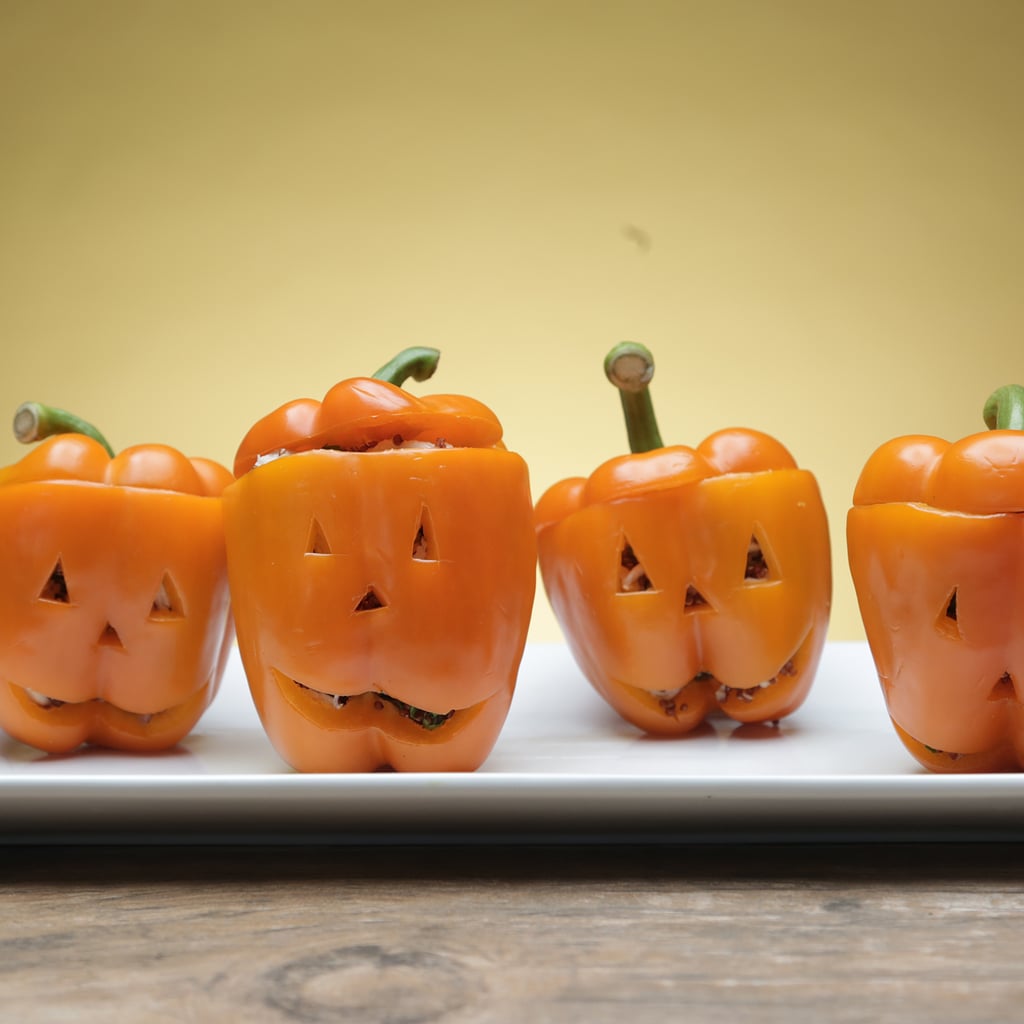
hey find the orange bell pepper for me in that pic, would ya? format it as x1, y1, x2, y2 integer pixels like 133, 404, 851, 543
848, 384, 1024, 772
0, 403, 234, 754
223, 348, 536, 772
535, 343, 832, 736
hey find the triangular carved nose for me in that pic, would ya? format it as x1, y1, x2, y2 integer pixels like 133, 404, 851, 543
988, 673, 1018, 703
98, 623, 124, 649
354, 588, 386, 613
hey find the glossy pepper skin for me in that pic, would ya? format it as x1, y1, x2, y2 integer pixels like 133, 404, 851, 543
223, 348, 536, 773
0, 405, 234, 754
535, 343, 832, 736
847, 385, 1024, 772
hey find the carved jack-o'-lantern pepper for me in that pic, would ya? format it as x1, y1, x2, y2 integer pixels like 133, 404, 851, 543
0, 403, 234, 753
848, 385, 1024, 772
223, 348, 536, 772
535, 343, 832, 735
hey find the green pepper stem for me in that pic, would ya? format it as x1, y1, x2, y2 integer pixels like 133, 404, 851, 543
983, 385, 1024, 431
604, 341, 664, 453
372, 347, 441, 387
14, 402, 115, 457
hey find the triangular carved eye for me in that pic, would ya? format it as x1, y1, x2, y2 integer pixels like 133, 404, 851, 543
354, 587, 386, 613
98, 623, 124, 649
306, 518, 331, 555
684, 585, 710, 612
412, 507, 438, 561
936, 588, 963, 639
38, 560, 70, 604
618, 539, 654, 592
150, 573, 184, 620
744, 535, 770, 582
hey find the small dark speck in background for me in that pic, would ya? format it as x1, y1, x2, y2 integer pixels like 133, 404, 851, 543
621, 223, 653, 252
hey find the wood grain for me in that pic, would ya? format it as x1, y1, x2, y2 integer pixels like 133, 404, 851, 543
2, 843, 1022, 1023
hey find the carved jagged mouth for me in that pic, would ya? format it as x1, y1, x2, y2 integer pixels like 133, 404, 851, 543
921, 742, 963, 761
901, 672, 1020, 765
13, 684, 175, 725
290, 679, 456, 730
648, 659, 796, 707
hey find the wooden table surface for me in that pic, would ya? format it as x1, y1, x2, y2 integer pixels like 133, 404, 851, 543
2, 841, 1023, 1022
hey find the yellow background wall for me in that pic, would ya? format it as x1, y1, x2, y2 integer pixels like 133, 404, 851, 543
2, 1, 1022, 644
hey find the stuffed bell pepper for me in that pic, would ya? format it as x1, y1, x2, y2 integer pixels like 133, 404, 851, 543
0, 403, 234, 753
223, 347, 536, 772
535, 343, 832, 735
848, 385, 1024, 772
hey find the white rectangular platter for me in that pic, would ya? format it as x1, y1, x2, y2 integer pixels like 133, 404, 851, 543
3, 643, 1023, 843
